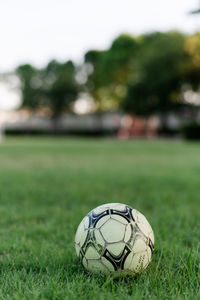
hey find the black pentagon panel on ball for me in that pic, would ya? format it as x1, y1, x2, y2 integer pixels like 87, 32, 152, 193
102, 245, 131, 271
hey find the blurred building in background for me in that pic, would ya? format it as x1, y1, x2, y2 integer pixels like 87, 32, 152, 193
0, 110, 122, 136
1, 108, 200, 139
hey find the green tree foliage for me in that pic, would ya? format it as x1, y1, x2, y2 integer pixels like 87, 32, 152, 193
85, 34, 138, 110
183, 33, 200, 90
16, 60, 79, 118
84, 32, 195, 116
16, 64, 43, 110
43, 60, 79, 118
16, 31, 200, 120
123, 31, 187, 116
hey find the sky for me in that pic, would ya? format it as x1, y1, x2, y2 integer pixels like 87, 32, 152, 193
0, 0, 199, 110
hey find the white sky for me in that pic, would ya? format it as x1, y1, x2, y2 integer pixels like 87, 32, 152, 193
0, 0, 199, 110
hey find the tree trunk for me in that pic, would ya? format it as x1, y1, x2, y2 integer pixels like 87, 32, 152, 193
52, 116, 60, 135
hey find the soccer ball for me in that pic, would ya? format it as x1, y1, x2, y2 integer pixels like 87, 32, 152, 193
75, 203, 154, 276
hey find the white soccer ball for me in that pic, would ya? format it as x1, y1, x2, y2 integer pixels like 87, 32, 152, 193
75, 203, 154, 276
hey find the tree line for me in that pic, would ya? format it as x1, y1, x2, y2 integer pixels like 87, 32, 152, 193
14, 31, 200, 122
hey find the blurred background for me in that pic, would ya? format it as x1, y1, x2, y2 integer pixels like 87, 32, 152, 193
0, 2, 199, 297
0, 0, 200, 140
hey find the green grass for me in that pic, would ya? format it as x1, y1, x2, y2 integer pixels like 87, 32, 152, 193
0, 137, 199, 300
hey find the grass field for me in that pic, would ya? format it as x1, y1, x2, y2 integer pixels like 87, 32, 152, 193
0, 137, 199, 300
